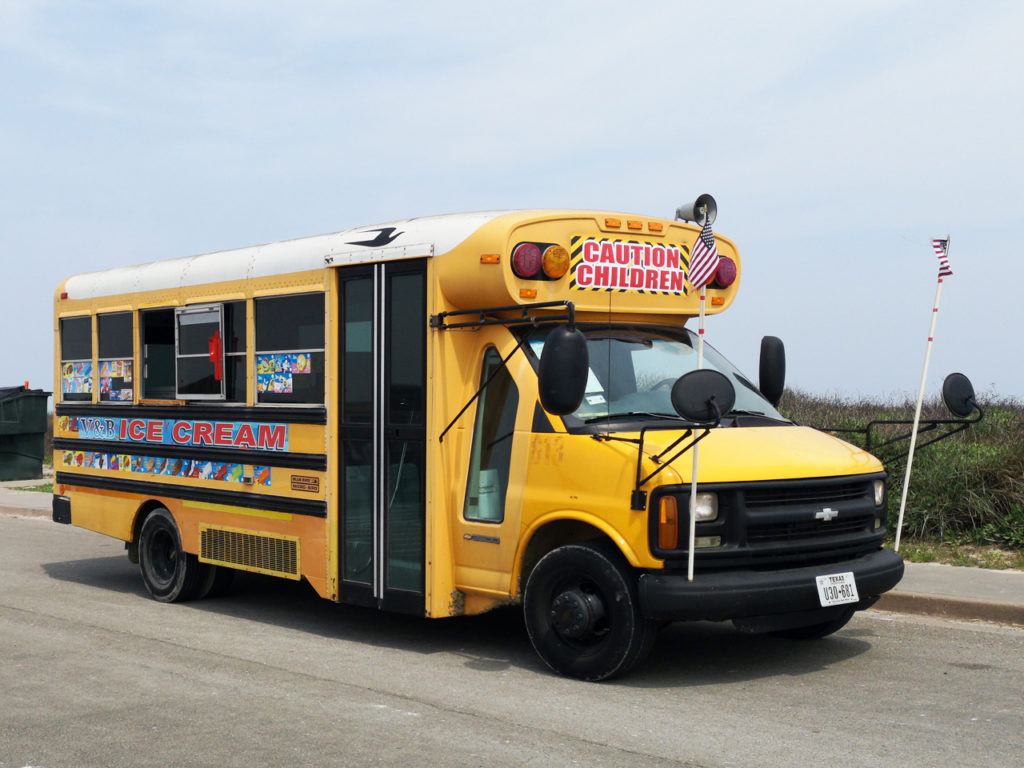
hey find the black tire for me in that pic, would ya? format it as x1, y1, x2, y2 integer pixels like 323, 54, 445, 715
523, 542, 656, 681
195, 564, 236, 600
771, 606, 856, 640
138, 507, 205, 602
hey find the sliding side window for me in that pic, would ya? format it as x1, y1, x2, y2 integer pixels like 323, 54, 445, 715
142, 301, 246, 402
255, 293, 325, 404
59, 315, 93, 402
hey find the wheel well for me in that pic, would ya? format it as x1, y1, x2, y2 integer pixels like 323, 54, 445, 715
517, 520, 622, 599
126, 500, 167, 564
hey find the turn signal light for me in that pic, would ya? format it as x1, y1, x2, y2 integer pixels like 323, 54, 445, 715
512, 242, 571, 281
658, 496, 679, 549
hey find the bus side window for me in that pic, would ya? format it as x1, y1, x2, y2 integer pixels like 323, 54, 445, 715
463, 348, 519, 523
255, 293, 325, 404
97, 311, 134, 403
141, 308, 175, 400
223, 300, 246, 402
59, 315, 93, 402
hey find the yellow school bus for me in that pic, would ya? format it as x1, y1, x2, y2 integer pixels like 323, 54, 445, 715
52, 204, 903, 680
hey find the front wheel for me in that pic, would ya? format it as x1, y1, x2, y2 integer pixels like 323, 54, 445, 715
523, 542, 656, 681
138, 507, 206, 602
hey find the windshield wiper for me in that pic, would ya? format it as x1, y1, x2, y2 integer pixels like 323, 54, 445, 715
584, 411, 683, 424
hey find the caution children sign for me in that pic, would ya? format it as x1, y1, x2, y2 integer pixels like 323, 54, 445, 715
570, 235, 693, 294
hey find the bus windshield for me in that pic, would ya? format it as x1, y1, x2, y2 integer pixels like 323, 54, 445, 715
527, 325, 787, 427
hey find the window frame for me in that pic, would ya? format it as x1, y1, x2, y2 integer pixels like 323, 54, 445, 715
254, 292, 326, 405
97, 311, 135, 404
59, 315, 94, 403
174, 303, 226, 401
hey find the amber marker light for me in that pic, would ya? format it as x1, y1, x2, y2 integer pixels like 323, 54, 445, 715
541, 245, 570, 279
604, 217, 622, 228
480, 253, 501, 264
648, 221, 664, 232
520, 288, 538, 299
627, 219, 643, 231
658, 495, 679, 549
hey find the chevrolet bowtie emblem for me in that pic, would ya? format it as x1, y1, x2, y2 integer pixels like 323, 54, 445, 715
815, 508, 839, 522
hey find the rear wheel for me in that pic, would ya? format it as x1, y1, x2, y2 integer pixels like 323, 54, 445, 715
523, 542, 656, 681
195, 563, 236, 600
138, 507, 205, 602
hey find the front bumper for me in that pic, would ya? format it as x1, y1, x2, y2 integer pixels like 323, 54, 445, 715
638, 548, 904, 622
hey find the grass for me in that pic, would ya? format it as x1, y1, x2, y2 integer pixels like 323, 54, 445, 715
897, 541, 1024, 570
12, 482, 53, 493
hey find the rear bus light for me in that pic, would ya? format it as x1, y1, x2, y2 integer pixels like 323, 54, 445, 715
712, 256, 737, 288
541, 245, 570, 278
512, 242, 571, 281
511, 243, 542, 278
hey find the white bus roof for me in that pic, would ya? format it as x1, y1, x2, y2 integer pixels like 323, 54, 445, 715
61, 211, 515, 300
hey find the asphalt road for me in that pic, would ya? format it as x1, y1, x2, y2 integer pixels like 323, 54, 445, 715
2, 513, 1022, 768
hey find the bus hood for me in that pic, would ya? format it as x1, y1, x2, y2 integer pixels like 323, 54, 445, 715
641, 425, 883, 484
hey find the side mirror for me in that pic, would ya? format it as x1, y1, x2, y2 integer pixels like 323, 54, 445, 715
670, 369, 736, 423
942, 372, 977, 419
538, 326, 589, 415
759, 336, 786, 407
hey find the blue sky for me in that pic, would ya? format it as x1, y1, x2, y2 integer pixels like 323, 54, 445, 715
2, 0, 1022, 402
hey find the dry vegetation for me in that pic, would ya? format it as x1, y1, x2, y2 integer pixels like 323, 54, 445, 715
780, 389, 1024, 566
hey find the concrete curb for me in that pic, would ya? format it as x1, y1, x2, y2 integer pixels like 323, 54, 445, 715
874, 591, 1024, 628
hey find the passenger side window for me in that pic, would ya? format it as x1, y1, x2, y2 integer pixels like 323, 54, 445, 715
255, 293, 325, 404
141, 302, 246, 402
97, 312, 134, 403
59, 315, 93, 402
463, 348, 519, 522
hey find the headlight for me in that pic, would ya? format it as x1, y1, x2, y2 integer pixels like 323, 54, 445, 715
873, 480, 886, 507
694, 492, 718, 522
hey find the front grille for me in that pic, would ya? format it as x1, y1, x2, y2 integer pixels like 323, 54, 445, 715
744, 481, 867, 508
747, 515, 873, 544
650, 474, 886, 570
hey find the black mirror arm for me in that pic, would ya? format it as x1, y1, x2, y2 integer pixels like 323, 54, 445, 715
438, 330, 533, 443
864, 403, 984, 454
629, 427, 712, 510
629, 396, 726, 512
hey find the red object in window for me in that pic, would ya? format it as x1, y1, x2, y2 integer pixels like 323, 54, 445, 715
208, 330, 223, 381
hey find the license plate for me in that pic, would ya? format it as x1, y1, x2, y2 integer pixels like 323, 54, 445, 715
816, 571, 859, 607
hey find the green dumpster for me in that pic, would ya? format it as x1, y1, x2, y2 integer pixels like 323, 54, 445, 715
0, 385, 51, 481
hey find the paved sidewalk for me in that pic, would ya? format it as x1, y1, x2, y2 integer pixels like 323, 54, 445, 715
1, 483, 1021, 627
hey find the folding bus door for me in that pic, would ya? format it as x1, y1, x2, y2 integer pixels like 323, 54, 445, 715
337, 260, 427, 614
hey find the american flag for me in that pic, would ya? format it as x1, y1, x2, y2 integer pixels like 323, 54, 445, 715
932, 238, 953, 278
687, 220, 720, 289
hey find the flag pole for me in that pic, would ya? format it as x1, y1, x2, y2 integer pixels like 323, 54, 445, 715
894, 235, 951, 552
687, 284, 707, 581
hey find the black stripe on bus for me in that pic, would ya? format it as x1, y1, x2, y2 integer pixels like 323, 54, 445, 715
52, 438, 327, 472
55, 471, 327, 518
55, 403, 328, 425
